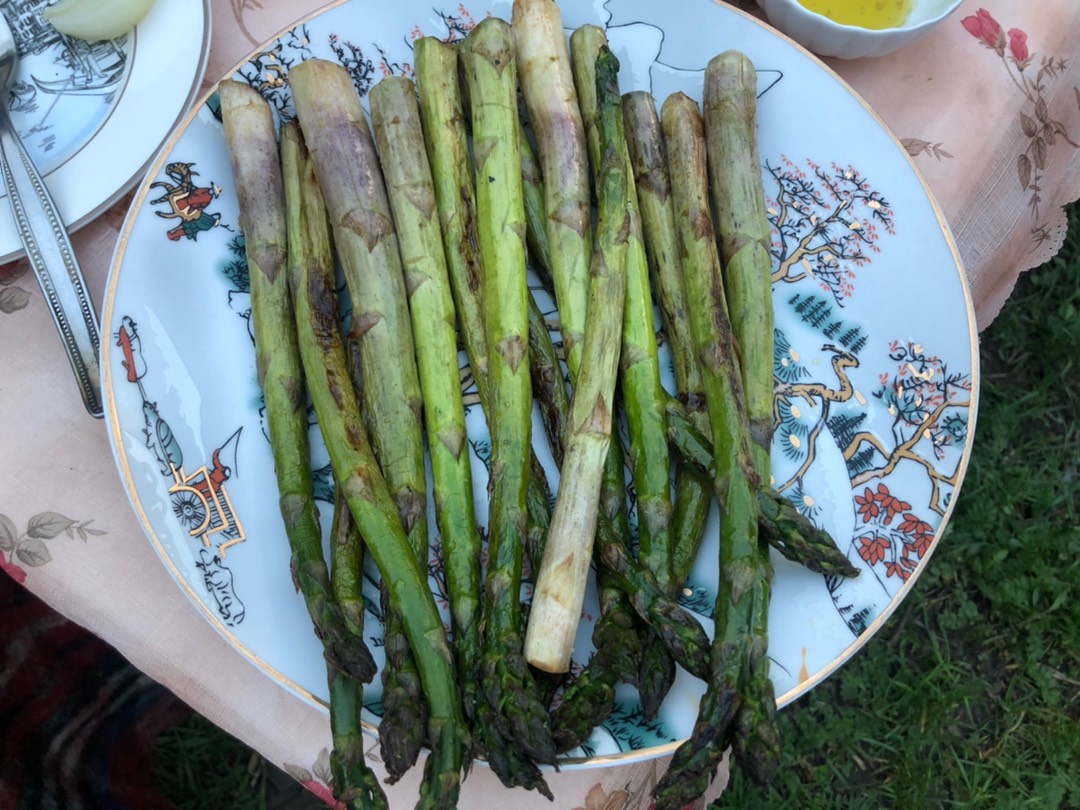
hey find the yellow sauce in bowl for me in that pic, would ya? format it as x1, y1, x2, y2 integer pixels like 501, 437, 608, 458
797, 0, 913, 29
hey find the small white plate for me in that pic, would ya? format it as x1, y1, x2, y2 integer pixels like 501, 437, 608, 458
0, 0, 210, 261
103, 0, 978, 767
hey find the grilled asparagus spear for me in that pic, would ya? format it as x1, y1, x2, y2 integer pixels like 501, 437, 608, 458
218, 79, 375, 686
653, 88, 767, 809
512, 0, 592, 378
370, 76, 484, 730
289, 60, 462, 800
279, 119, 388, 810
571, 25, 675, 599
705, 51, 783, 788
622, 90, 714, 591
462, 19, 556, 796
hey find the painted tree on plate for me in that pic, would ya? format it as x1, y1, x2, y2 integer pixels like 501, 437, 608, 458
330, 33, 378, 94
846, 340, 972, 516
766, 156, 895, 305
772, 301, 866, 501
235, 26, 314, 121
775, 326, 971, 596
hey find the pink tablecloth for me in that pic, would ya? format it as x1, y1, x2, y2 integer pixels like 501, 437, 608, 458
2, 1, 1079, 807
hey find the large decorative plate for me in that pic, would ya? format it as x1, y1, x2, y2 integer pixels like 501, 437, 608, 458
102, 0, 978, 765
0, 0, 210, 261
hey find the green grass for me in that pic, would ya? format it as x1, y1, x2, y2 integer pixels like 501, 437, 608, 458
153, 713, 325, 810
153, 205, 1080, 807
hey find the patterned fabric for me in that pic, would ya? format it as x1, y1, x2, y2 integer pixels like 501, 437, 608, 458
0, 570, 190, 810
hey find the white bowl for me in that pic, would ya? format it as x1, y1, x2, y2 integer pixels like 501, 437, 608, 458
756, 0, 963, 59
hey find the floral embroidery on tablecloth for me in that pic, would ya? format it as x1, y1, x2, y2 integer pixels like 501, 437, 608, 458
573, 782, 632, 810
284, 748, 343, 809
228, 0, 266, 48
568, 758, 712, 810
961, 7, 1078, 241
0, 260, 31, 315
0, 512, 106, 583
901, 139, 953, 161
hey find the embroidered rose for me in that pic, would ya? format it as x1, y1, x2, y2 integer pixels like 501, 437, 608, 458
0, 557, 27, 584
961, 11, 1078, 225
1007, 28, 1030, 67
299, 778, 345, 810
961, 8, 1004, 53
284, 751, 346, 810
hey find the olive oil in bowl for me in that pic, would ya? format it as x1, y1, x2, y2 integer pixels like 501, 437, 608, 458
797, 0, 913, 29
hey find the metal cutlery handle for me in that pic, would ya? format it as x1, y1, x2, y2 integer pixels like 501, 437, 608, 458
0, 112, 103, 418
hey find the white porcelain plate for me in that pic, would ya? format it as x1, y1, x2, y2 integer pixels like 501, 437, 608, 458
0, 0, 210, 261
102, 0, 978, 766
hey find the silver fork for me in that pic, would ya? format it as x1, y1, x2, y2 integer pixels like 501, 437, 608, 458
0, 11, 103, 418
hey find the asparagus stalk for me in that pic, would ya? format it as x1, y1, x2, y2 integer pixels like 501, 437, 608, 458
622, 90, 714, 591
461, 19, 555, 795
501, 14, 652, 708
755, 489, 858, 577
416, 40, 554, 657
511, 15, 643, 702
704, 53, 781, 785
525, 45, 630, 675
512, 0, 592, 379
571, 25, 675, 599
519, 125, 555, 289
536, 275, 708, 729
527, 292, 569, 469
561, 463, 647, 726
217, 80, 375, 686
369, 76, 484, 727
536, 325, 702, 739
597, 450, 672, 723
555, 471, 644, 747
635, 637, 675, 724
621, 92, 688, 399
554, 469, 698, 726
509, 61, 653, 711
593, 515, 710, 679
571, 28, 679, 716
525, 239, 677, 720
414, 37, 554, 574
289, 69, 428, 552
664, 396, 859, 578
516, 142, 651, 739
281, 123, 386, 809
516, 196, 659, 723
705, 53, 775, 478
653, 90, 765, 809
279, 107, 466, 809
552, 449, 688, 736
550, 580, 640, 753
414, 38, 490, 406
288, 59, 433, 787
516, 164, 706, 698
452, 37, 555, 292
326, 669, 384, 809
327, 490, 389, 809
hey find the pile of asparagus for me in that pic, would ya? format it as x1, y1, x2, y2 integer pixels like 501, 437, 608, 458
217, 1, 857, 807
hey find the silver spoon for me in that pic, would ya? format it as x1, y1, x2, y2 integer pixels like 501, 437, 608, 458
0, 12, 103, 418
